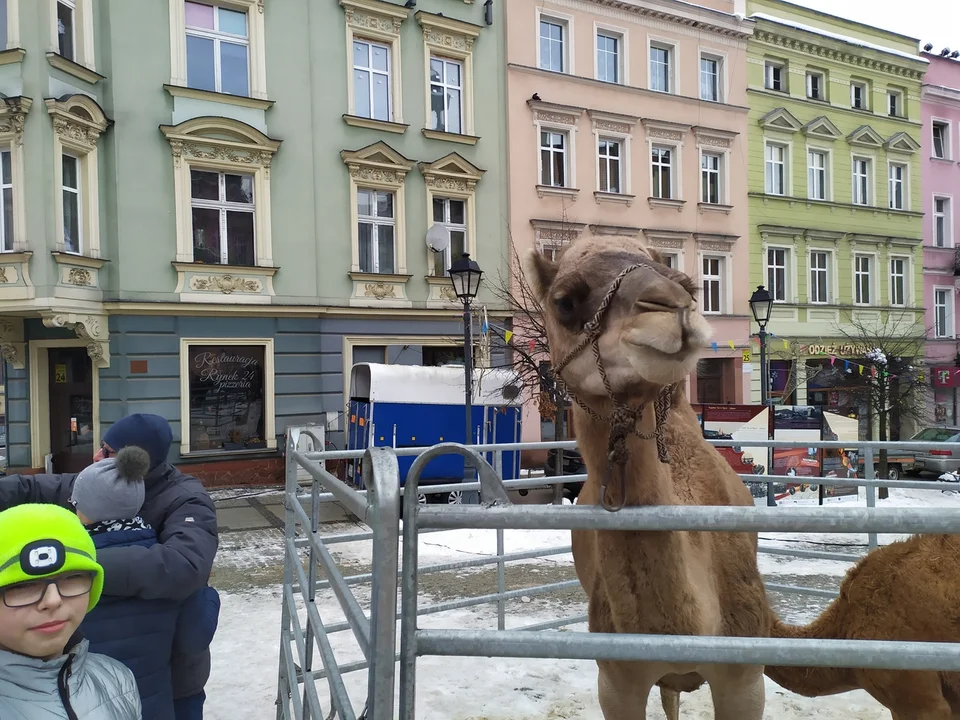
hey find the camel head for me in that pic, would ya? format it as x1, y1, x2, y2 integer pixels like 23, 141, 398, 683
525, 237, 711, 402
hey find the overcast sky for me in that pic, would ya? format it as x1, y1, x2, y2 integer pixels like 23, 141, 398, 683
794, 0, 958, 51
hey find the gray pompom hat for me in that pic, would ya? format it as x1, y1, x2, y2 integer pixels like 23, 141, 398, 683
70, 446, 151, 524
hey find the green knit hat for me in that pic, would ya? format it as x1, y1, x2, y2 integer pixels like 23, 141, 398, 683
0, 504, 103, 611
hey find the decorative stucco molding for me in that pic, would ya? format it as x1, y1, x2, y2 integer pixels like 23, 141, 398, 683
340, 0, 408, 35
41, 312, 110, 369
0, 317, 25, 369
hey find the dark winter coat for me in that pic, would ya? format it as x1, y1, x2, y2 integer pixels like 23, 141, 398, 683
0, 463, 219, 699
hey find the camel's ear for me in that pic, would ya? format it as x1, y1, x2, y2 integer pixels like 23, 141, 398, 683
646, 247, 663, 264
523, 249, 558, 302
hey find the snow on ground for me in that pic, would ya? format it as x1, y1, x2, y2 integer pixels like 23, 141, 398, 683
206, 486, 959, 719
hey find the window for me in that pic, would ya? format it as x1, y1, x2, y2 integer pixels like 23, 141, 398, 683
890, 257, 907, 307
701, 256, 723, 314
888, 90, 903, 117
660, 252, 678, 270
429, 56, 462, 134
61, 155, 81, 254
650, 44, 672, 93
765, 143, 786, 196
766, 248, 788, 302
935, 196, 951, 247
353, 40, 391, 122
357, 189, 395, 274
809, 251, 830, 304
765, 62, 785, 92
181, 339, 276, 456
539, 19, 565, 72
889, 163, 906, 210
933, 121, 950, 159
935, 289, 953, 338
807, 150, 827, 200
701, 152, 721, 204
850, 81, 868, 110
185, 1, 250, 96
806, 71, 824, 100
540, 130, 567, 187
852, 158, 870, 206
854, 255, 872, 305
651, 146, 672, 199
190, 169, 255, 266
57, 0, 75, 61
700, 54, 721, 102
598, 138, 621, 193
431, 197, 466, 276
0, 150, 12, 253
597, 32, 620, 83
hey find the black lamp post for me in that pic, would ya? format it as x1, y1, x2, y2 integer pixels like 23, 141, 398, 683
749, 285, 775, 506
449, 252, 483, 450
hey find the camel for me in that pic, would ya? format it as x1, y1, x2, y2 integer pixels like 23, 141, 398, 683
764, 533, 960, 719
525, 236, 773, 720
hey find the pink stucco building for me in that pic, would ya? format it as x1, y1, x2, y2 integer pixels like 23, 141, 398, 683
921, 50, 960, 423
504, 0, 755, 444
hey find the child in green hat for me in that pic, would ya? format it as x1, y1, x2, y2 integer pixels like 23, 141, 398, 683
0, 503, 142, 719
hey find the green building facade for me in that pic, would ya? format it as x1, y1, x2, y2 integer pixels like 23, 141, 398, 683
745, 0, 926, 420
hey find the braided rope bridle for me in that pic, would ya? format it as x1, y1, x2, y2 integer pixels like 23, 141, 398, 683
552, 260, 685, 512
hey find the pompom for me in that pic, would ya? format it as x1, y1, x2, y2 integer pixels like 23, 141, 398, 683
114, 446, 151, 482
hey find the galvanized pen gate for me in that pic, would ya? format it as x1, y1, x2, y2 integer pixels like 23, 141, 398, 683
276, 431, 960, 720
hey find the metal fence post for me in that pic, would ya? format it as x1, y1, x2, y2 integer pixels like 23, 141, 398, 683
862, 445, 879, 551
494, 449, 506, 631
275, 430, 299, 720
361, 448, 401, 720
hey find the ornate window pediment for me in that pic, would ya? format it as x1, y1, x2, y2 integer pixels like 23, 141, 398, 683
418, 152, 484, 193
45, 95, 109, 151
802, 115, 841, 140
758, 107, 802, 134
885, 131, 921, 154
160, 116, 281, 169
847, 125, 885, 148
341, 141, 415, 187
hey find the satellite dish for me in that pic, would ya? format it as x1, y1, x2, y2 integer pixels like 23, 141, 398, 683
502, 384, 521, 401
425, 223, 450, 253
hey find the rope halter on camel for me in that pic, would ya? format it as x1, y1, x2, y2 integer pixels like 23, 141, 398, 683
551, 259, 686, 512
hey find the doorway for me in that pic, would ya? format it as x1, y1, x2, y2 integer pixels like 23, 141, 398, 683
47, 347, 94, 473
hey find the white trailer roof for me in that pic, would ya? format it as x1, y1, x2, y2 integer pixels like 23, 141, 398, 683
349, 363, 522, 406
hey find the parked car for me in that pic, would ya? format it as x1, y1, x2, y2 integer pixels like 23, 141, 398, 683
909, 426, 960, 476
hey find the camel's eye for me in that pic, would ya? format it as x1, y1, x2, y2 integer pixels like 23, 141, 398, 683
555, 295, 576, 314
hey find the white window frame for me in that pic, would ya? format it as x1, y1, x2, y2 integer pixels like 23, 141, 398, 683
888, 161, 907, 211
61, 153, 82, 255
888, 255, 909, 307
594, 24, 626, 85
699, 253, 727, 315
887, 88, 903, 118
161, 116, 281, 267
659, 251, 682, 272
356, 188, 396, 274
49, 0, 93, 70
765, 246, 791, 303
700, 150, 723, 204
183, 1, 252, 96
340, 0, 406, 125
0, 102, 27, 254
169, 0, 267, 100
932, 118, 952, 160
850, 80, 868, 110
2, 0, 21, 51
540, 128, 569, 188
189, 168, 257, 266
178, 337, 277, 457
934, 287, 955, 339
699, 49, 725, 103
429, 196, 468, 275
853, 253, 876, 306
536, 9, 572, 74
808, 248, 832, 304
597, 136, 623, 194
807, 148, 828, 201
650, 143, 676, 199
934, 194, 953, 248
419, 12, 480, 138
764, 60, 785, 92
648, 37, 677, 94
420, 153, 482, 282
851, 155, 872, 206
352, 38, 392, 123
805, 70, 825, 100
428, 54, 462, 133
765, 141, 787, 196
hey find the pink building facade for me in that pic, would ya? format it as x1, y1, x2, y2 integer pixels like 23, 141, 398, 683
921, 51, 960, 423
504, 0, 755, 444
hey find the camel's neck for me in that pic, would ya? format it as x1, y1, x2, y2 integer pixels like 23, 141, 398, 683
572, 397, 675, 506
765, 609, 856, 697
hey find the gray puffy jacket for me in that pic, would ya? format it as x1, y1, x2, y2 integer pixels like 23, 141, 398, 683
0, 639, 142, 719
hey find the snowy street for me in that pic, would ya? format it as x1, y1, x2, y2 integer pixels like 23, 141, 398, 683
203, 487, 960, 719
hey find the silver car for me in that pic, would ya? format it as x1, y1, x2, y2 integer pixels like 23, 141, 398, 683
911, 426, 960, 475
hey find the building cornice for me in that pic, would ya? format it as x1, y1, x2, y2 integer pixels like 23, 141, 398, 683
922, 84, 960, 111
552, 0, 754, 41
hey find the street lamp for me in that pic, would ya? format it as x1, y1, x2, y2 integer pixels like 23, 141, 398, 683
449, 252, 483, 450
749, 285, 775, 507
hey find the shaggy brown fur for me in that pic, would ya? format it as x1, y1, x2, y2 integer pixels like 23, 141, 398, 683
766, 533, 960, 719
526, 237, 773, 720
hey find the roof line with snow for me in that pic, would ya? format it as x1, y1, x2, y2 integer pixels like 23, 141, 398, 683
749, 13, 927, 66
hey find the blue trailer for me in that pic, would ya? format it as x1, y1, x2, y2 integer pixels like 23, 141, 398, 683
345, 363, 523, 503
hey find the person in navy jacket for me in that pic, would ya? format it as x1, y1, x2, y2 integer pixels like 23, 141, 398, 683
71, 445, 221, 720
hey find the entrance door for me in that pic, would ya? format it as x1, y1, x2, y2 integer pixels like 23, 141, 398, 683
48, 347, 94, 473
